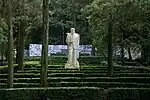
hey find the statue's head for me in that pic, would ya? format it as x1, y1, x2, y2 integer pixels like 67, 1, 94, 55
71, 28, 75, 34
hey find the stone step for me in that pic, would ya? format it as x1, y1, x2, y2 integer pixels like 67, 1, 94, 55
0, 77, 150, 83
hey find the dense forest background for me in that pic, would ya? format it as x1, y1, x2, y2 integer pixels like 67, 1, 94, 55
1, 0, 150, 65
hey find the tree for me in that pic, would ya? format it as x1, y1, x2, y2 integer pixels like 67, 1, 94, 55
12, 0, 42, 65
0, 18, 8, 65
7, 0, 14, 88
107, 21, 113, 77
82, 0, 118, 76
17, 0, 26, 70
40, 0, 49, 87
82, 0, 150, 66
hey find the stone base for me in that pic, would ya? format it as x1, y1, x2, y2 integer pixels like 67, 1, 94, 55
65, 63, 79, 69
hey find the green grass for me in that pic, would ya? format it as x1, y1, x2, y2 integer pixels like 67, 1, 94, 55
24, 61, 40, 65
0, 65, 8, 69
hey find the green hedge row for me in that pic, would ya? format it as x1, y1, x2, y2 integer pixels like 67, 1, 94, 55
18, 69, 150, 74
0, 65, 18, 73
24, 56, 106, 65
1, 73, 150, 79
0, 87, 104, 100
1, 82, 150, 88
24, 56, 105, 61
0, 88, 150, 100
108, 88, 150, 100
1, 77, 150, 83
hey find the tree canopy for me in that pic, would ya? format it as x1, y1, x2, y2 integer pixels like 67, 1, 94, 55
82, 0, 150, 59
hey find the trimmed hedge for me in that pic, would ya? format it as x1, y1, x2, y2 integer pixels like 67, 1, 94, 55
0, 87, 104, 100
1, 77, 150, 84
24, 56, 106, 65
0, 88, 150, 100
1, 72, 150, 79
24, 56, 105, 61
0, 64, 18, 73
17, 69, 150, 74
1, 82, 150, 88
108, 88, 150, 100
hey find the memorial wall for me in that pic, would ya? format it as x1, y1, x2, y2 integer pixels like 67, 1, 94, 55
29, 44, 92, 56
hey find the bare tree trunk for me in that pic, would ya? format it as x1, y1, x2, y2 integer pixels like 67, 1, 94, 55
121, 32, 124, 65
18, 21, 25, 70
121, 45, 124, 65
107, 22, 113, 77
0, 43, 4, 65
5, 46, 8, 61
16, 44, 19, 64
62, 25, 65, 44
128, 47, 132, 61
40, 0, 49, 87
92, 46, 96, 56
7, 0, 14, 88
18, 0, 26, 70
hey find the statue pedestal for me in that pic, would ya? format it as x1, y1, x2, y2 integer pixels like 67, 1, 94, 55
65, 62, 79, 69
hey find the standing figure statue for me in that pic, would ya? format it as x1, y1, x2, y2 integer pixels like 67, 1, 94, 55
65, 28, 80, 69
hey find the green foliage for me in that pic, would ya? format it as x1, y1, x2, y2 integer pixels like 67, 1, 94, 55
0, 18, 8, 52
48, 0, 90, 44
82, 0, 150, 58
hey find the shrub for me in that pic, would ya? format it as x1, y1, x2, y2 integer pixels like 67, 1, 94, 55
0, 87, 104, 100
24, 56, 105, 65
108, 88, 150, 100
0, 88, 150, 100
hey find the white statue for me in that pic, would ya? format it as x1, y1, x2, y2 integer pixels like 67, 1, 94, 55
65, 28, 80, 69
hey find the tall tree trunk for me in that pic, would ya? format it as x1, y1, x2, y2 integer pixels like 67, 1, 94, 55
16, 27, 20, 64
18, 21, 25, 70
62, 25, 65, 44
18, 0, 26, 70
0, 43, 4, 65
61, 9, 65, 45
128, 47, 132, 61
1, 43, 4, 65
121, 32, 124, 65
40, 0, 49, 87
7, 0, 14, 88
92, 46, 95, 56
0, 51, 2, 64
107, 22, 113, 77
5, 46, 8, 61
16, 44, 19, 64
121, 45, 124, 65
141, 44, 146, 62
